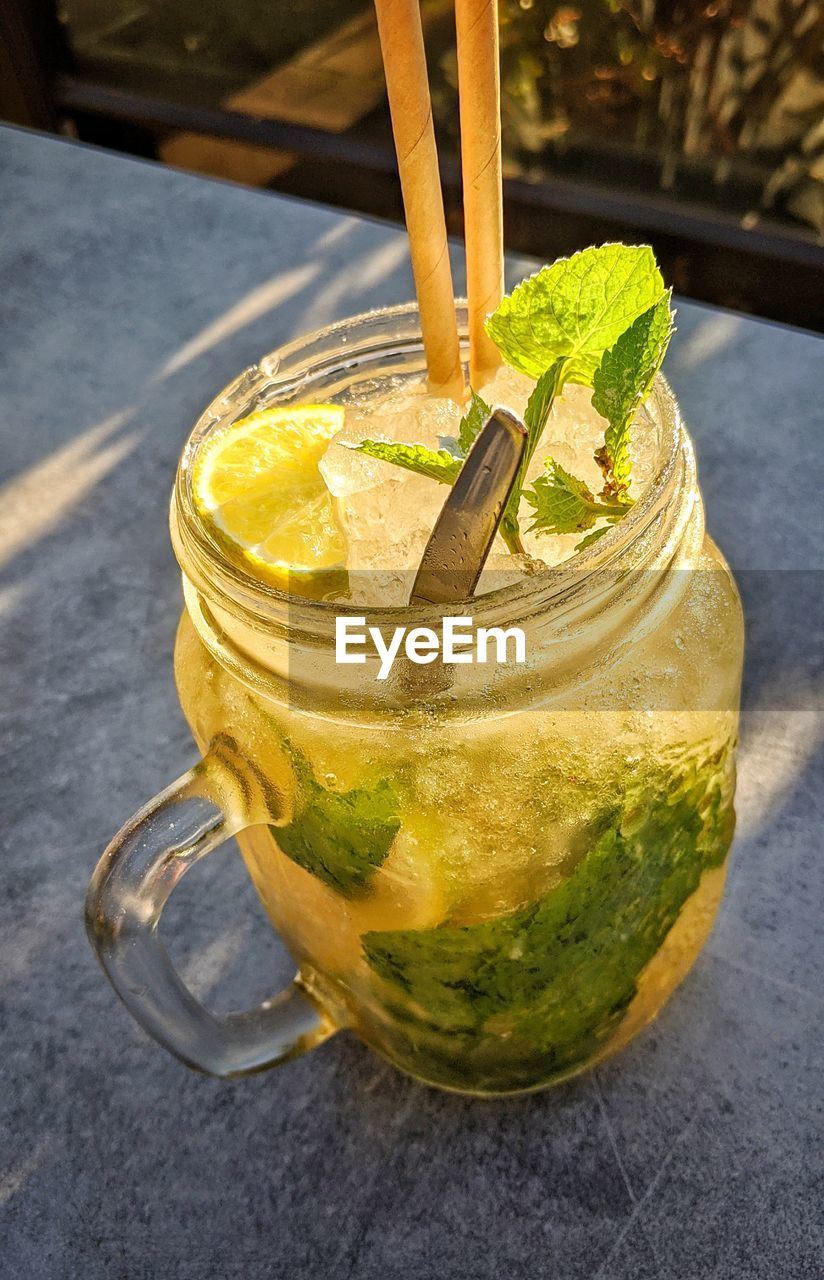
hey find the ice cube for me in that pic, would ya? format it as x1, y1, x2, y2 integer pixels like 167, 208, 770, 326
319, 440, 384, 499
348, 385, 463, 451
478, 365, 533, 419
321, 388, 467, 602
318, 419, 394, 498
344, 467, 446, 575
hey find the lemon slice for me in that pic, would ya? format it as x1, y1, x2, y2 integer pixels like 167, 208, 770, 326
193, 405, 347, 593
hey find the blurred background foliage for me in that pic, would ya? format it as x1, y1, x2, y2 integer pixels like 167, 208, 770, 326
3, 0, 821, 322
59, 0, 824, 235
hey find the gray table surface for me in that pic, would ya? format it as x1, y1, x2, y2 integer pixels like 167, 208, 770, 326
1, 125, 822, 1280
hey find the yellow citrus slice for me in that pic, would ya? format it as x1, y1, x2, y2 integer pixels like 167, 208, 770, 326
193, 405, 347, 592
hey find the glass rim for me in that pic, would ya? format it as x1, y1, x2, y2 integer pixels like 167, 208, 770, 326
172, 301, 689, 632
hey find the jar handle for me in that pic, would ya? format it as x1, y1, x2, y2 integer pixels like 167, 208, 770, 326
85, 744, 336, 1076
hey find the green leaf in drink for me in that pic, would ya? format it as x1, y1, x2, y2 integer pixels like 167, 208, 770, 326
485, 244, 666, 383
524, 459, 629, 537
274, 747, 401, 897
499, 358, 566, 552
347, 439, 462, 486
523, 359, 565, 443
574, 524, 612, 553
363, 750, 734, 1071
592, 293, 674, 497
458, 390, 492, 455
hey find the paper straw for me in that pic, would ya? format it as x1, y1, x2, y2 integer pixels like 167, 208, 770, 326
455, 0, 504, 388
374, 0, 464, 398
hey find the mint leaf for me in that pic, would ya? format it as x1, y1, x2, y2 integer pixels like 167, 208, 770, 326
349, 439, 462, 486
458, 391, 491, 456
274, 749, 400, 897
525, 462, 597, 536
575, 525, 612, 552
486, 244, 665, 383
592, 293, 674, 494
364, 747, 734, 1075
524, 359, 565, 445
500, 359, 566, 551
524, 459, 627, 536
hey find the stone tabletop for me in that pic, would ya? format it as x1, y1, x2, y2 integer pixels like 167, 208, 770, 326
1, 125, 822, 1280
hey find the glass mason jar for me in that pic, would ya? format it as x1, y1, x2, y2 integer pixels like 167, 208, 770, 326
86, 304, 744, 1095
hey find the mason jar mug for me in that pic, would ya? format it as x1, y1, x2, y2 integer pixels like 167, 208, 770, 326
86, 305, 744, 1096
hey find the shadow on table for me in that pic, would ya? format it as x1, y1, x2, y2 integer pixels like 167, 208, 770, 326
2, 176, 822, 1276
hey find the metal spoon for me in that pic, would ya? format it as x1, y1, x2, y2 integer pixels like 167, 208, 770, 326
409, 407, 527, 606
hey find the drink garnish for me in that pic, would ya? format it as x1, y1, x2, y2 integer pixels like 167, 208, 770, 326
486, 243, 666, 381
352, 243, 676, 555
274, 742, 401, 898
364, 745, 733, 1073
192, 404, 348, 595
591, 293, 675, 499
524, 460, 632, 539
346, 439, 462, 486
458, 390, 492, 453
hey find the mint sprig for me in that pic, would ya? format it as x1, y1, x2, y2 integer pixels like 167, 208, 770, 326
499, 250, 673, 544
343, 245, 674, 559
